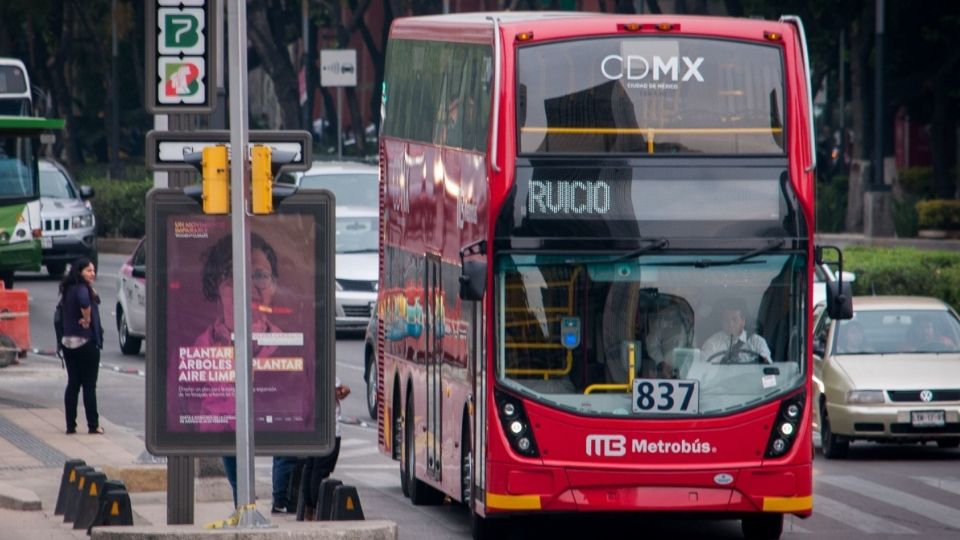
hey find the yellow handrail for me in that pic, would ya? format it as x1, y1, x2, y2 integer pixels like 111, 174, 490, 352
502, 268, 580, 379
583, 342, 636, 394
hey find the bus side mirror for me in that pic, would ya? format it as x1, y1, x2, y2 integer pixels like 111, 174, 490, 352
459, 260, 487, 301
826, 280, 853, 320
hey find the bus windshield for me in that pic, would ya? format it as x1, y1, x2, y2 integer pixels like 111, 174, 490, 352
0, 132, 39, 199
517, 37, 785, 155
496, 252, 805, 417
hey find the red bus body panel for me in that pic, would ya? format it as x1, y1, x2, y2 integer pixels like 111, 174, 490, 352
378, 12, 816, 519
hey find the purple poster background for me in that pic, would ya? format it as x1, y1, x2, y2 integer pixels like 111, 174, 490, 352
165, 215, 316, 433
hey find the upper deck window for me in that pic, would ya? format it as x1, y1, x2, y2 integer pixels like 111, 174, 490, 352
517, 37, 785, 155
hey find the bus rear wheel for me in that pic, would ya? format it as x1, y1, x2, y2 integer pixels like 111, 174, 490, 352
404, 395, 443, 505
741, 513, 783, 540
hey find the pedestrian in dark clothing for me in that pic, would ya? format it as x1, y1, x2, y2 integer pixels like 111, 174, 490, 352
59, 257, 104, 435
299, 378, 348, 520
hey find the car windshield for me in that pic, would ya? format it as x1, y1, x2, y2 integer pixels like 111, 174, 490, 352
39, 169, 76, 199
336, 216, 378, 253
496, 252, 806, 417
833, 309, 960, 355
299, 172, 378, 207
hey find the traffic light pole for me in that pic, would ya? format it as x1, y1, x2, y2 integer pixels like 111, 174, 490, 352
226, 0, 269, 528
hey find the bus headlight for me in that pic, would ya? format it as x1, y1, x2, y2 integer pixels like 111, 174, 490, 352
495, 390, 539, 458
765, 391, 804, 458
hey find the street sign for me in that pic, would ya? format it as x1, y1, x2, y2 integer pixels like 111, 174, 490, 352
320, 49, 357, 87
146, 0, 218, 113
145, 130, 313, 172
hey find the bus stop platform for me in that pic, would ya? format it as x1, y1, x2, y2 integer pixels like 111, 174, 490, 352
0, 354, 396, 540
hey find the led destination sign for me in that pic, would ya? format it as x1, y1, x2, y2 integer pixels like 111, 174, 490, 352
527, 179, 612, 216
521, 172, 782, 222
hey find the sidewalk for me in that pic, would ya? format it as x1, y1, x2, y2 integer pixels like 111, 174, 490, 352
0, 355, 396, 539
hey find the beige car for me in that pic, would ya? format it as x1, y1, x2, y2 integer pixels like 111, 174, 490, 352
813, 296, 960, 458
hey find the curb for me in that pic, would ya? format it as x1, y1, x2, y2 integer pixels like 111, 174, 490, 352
0, 481, 41, 511
90, 520, 399, 539
101, 466, 168, 493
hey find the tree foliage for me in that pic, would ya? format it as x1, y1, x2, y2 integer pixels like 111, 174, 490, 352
0, 0, 956, 189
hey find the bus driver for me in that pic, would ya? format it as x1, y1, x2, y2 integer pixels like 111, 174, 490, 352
701, 302, 771, 364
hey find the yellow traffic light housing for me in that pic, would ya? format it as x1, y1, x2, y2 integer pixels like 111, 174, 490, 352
201, 145, 230, 214
251, 145, 273, 215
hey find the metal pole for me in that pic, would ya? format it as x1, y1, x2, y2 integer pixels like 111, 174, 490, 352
153, 115, 168, 188
337, 87, 342, 159
872, 0, 885, 189
212, 0, 227, 130
302, 0, 312, 131
226, 0, 270, 527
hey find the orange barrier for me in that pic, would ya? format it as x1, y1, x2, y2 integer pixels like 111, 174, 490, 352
0, 282, 30, 366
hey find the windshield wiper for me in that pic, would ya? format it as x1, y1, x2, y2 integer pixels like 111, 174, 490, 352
612, 237, 669, 262
693, 238, 786, 268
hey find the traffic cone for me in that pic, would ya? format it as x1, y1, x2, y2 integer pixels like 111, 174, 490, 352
63, 466, 93, 523
315, 478, 342, 521
54, 459, 86, 515
86, 480, 127, 535
88, 489, 133, 530
73, 471, 107, 529
330, 484, 365, 520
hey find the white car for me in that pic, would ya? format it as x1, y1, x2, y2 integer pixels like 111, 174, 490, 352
38, 158, 97, 276
116, 238, 146, 355
296, 161, 379, 331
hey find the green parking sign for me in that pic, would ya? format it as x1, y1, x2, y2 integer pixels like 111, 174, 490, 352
147, 0, 218, 113
159, 9, 205, 54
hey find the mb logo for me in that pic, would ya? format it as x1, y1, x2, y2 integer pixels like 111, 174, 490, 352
586, 434, 626, 456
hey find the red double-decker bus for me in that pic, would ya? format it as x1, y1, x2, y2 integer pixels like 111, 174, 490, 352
375, 12, 849, 540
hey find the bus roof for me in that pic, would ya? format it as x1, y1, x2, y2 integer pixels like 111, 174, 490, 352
0, 115, 64, 131
390, 12, 799, 44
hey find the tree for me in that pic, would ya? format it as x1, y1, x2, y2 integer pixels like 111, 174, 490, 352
248, 0, 302, 130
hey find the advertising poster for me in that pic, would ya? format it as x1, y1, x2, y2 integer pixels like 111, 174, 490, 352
164, 214, 316, 433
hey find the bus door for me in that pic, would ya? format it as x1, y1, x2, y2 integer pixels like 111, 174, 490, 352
425, 254, 442, 479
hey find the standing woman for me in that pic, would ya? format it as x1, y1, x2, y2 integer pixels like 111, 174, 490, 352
60, 257, 104, 434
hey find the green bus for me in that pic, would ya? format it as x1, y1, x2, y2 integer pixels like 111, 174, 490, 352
0, 115, 64, 288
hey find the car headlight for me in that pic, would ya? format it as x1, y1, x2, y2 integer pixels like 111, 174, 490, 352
846, 390, 884, 404
72, 214, 94, 229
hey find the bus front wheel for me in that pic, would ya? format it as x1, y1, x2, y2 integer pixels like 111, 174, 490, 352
741, 513, 783, 540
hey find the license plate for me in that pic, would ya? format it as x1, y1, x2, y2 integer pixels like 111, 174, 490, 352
632, 378, 699, 414
41, 237, 53, 249
911, 410, 945, 427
